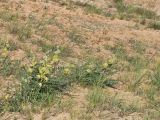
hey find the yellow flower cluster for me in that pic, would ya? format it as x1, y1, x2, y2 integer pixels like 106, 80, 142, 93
86, 63, 95, 73
64, 68, 71, 75
1, 48, 9, 57
85, 56, 116, 73
0, 42, 9, 62
0, 40, 9, 56
102, 62, 108, 69
27, 56, 37, 73
37, 66, 50, 81
27, 49, 61, 84
4, 94, 10, 100
102, 56, 116, 69
63, 63, 75, 75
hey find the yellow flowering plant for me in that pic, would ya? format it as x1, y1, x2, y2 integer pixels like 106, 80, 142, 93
27, 54, 58, 83
0, 48, 119, 112
73, 58, 118, 87
18, 49, 74, 104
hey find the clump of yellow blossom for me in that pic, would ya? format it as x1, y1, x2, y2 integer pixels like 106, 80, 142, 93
102, 62, 108, 69
27, 50, 62, 85
64, 68, 71, 75
2, 48, 9, 57
86, 69, 92, 73
63, 63, 75, 75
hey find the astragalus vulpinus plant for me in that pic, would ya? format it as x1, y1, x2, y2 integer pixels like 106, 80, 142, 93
0, 48, 118, 113
73, 57, 118, 87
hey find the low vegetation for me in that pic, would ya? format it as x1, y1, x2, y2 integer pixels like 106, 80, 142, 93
114, 0, 157, 20
0, 47, 118, 114
0, 0, 160, 119
149, 21, 160, 30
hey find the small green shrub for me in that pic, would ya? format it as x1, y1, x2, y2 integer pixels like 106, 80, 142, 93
128, 55, 147, 71
32, 40, 57, 53
18, 24, 32, 41
85, 4, 103, 15
68, 30, 85, 44
87, 88, 141, 114
105, 43, 128, 60
149, 22, 160, 30
106, 95, 142, 115
8, 21, 32, 41
73, 58, 118, 87
8, 22, 19, 34
129, 39, 146, 54
0, 39, 18, 51
84, 4, 111, 17
0, 11, 18, 22
87, 88, 107, 110
114, 0, 157, 19
131, 7, 156, 19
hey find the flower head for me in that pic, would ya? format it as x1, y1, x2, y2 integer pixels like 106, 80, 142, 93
44, 76, 48, 81
27, 67, 33, 73
102, 62, 108, 69
4, 94, 9, 100
2, 48, 8, 57
64, 68, 71, 75
52, 55, 60, 63
108, 59, 114, 65
36, 75, 41, 79
38, 83, 42, 87
88, 64, 95, 69
86, 69, 92, 73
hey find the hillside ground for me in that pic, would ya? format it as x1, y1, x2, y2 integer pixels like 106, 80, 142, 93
0, 0, 160, 120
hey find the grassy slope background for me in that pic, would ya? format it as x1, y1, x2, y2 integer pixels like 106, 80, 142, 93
0, 0, 160, 120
